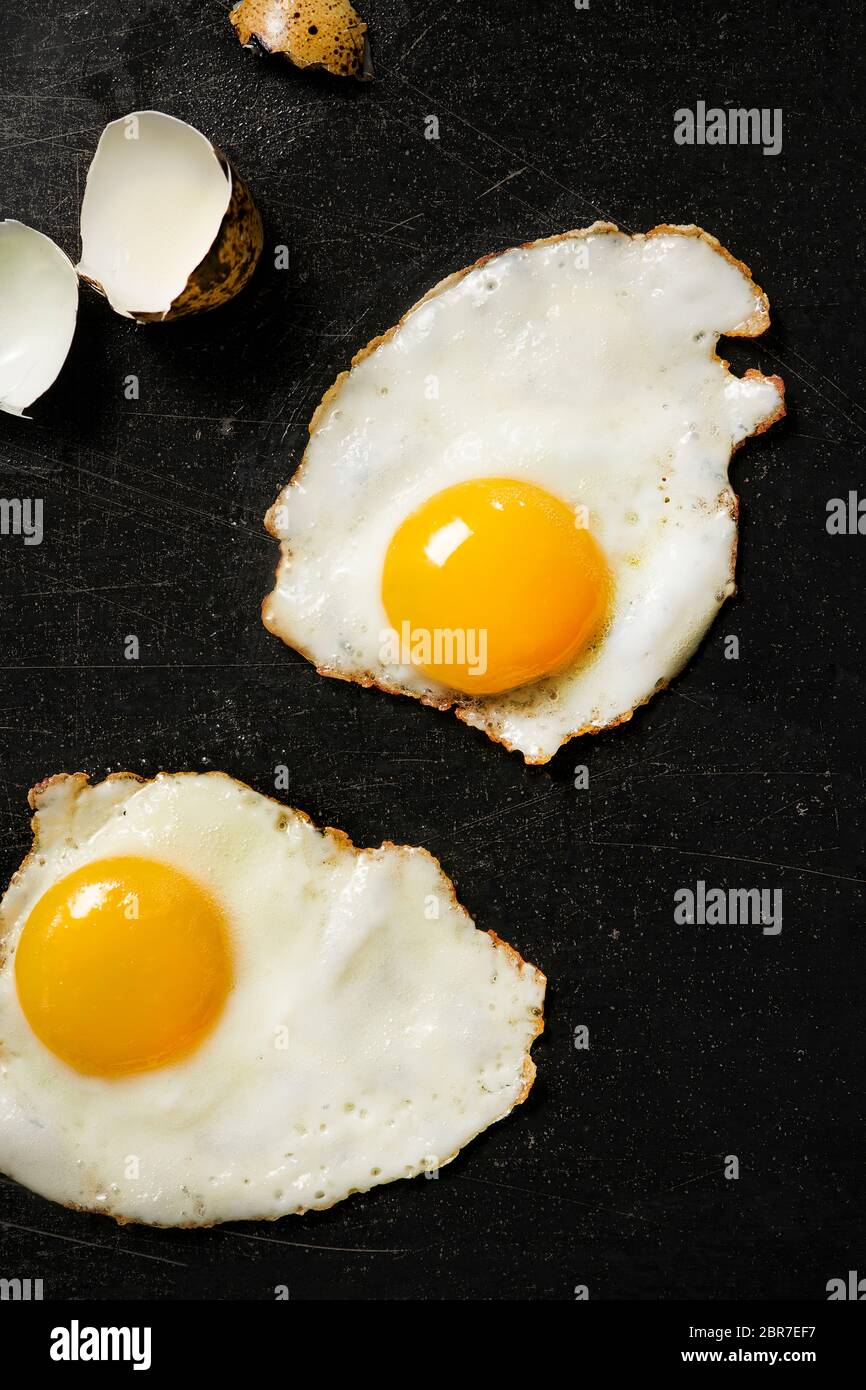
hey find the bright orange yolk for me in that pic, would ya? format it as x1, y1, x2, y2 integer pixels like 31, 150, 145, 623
382, 477, 611, 695
15, 856, 232, 1078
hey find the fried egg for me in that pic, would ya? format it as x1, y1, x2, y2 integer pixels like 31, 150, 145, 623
0, 772, 544, 1226
263, 223, 785, 762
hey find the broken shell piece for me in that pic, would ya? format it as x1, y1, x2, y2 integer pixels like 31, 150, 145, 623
230, 0, 372, 81
76, 111, 263, 323
0, 221, 79, 418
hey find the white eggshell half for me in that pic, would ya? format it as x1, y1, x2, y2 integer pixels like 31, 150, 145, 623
0, 220, 78, 417
77, 110, 233, 320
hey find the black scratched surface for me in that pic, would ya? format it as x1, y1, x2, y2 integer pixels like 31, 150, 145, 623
0, 0, 864, 1301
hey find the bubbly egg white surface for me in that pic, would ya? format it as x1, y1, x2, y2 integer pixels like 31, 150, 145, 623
0, 773, 544, 1225
264, 225, 783, 761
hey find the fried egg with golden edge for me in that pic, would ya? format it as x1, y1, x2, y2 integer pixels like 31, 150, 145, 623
263, 224, 785, 763
0, 772, 544, 1226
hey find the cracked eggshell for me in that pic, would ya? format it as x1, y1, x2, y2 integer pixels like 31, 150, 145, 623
0, 220, 78, 418
230, 0, 372, 80
76, 111, 263, 323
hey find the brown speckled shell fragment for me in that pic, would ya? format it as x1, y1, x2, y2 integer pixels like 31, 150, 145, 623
134, 156, 263, 323
230, 0, 371, 80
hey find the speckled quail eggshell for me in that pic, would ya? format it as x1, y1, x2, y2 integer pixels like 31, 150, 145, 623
76, 111, 263, 323
230, 0, 372, 80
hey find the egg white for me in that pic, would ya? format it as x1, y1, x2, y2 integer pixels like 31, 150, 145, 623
0, 772, 544, 1225
264, 223, 785, 761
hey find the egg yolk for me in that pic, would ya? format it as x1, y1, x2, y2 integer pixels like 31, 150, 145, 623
382, 477, 611, 695
14, 856, 232, 1078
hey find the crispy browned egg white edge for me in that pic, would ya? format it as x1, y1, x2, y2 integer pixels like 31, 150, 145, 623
261, 222, 787, 763
0, 769, 546, 1226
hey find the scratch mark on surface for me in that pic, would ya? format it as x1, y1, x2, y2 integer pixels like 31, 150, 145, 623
476, 167, 527, 201
223, 1227, 427, 1255
591, 839, 866, 886
0, 1218, 187, 1266
396, 0, 466, 69
396, 75, 626, 228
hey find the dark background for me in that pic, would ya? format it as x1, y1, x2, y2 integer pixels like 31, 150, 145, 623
1, 0, 863, 1301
